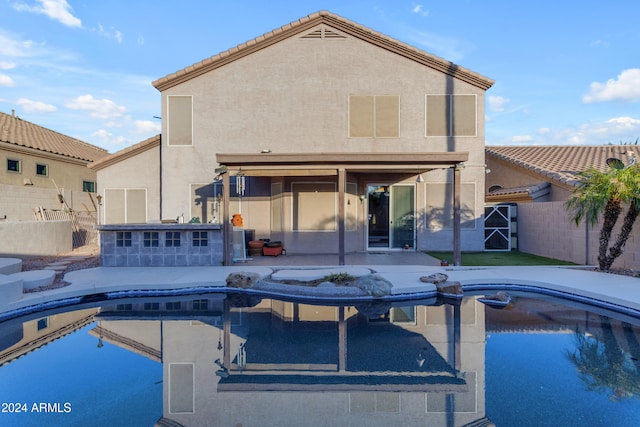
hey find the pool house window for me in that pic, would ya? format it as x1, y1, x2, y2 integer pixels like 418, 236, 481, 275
192, 299, 208, 311
144, 231, 159, 247
192, 231, 208, 247
165, 231, 181, 247
116, 231, 132, 247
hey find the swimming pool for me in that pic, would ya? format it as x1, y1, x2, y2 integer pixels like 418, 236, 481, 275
0, 292, 639, 426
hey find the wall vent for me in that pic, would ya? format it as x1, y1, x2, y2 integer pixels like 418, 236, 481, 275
300, 25, 347, 40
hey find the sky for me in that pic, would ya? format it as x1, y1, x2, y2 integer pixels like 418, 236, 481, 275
1, 0, 639, 153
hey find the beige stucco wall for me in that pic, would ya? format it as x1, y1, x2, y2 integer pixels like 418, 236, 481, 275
517, 201, 640, 269
96, 145, 160, 224
0, 142, 98, 194
0, 220, 72, 257
0, 184, 97, 222
160, 25, 488, 252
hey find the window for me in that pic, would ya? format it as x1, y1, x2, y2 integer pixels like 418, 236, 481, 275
349, 95, 399, 138
426, 94, 476, 137
192, 231, 208, 247
144, 302, 160, 311
7, 159, 20, 173
37, 318, 48, 330
143, 231, 159, 247
165, 301, 182, 311
192, 299, 209, 311
36, 163, 48, 176
166, 231, 181, 247
168, 95, 193, 146
116, 303, 133, 311
116, 231, 132, 247
83, 181, 96, 193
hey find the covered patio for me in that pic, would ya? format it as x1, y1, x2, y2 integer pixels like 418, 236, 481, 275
217, 152, 468, 266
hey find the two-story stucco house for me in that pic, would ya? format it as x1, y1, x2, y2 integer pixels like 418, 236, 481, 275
94, 11, 494, 265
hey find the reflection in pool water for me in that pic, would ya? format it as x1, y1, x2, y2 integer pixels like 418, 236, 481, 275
0, 293, 639, 426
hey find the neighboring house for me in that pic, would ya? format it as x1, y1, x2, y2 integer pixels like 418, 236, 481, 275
96, 11, 494, 264
485, 145, 631, 203
485, 145, 640, 267
0, 110, 109, 221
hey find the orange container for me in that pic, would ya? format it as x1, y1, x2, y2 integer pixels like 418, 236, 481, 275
232, 214, 243, 227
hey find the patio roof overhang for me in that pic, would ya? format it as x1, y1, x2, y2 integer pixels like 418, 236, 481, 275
216, 152, 468, 175
216, 152, 467, 266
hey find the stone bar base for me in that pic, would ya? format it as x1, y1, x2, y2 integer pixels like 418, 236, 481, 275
98, 224, 223, 267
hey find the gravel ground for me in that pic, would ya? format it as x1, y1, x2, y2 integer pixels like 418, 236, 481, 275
19, 244, 101, 290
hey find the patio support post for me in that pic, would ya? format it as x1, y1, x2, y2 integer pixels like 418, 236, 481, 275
338, 168, 346, 265
453, 165, 461, 266
338, 306, 346, 372
222, 171, 232, 266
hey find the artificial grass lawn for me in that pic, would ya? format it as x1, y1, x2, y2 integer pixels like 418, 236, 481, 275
426, 251, 576, 266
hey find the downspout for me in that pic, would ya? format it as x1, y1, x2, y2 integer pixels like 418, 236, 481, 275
159, 134, 163, 220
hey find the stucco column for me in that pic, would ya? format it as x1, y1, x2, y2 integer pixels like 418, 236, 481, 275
453, 165, 461, 266
338, 168, 346, 265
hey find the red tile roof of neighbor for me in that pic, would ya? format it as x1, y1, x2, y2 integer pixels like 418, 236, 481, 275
486, 145, 638, 187
152, 10, 494, 92
0, 111, 109, 162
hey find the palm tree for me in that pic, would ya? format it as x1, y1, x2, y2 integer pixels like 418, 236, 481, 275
567, 317, 640, 401
565, 162, 640, 270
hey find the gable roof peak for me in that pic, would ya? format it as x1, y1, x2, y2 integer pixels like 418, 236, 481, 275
153, 10, 494, 92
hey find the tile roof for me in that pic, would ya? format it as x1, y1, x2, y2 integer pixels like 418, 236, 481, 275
485, 145, 638, 187
486, 182, 550, 202
88, 134, 160, 171
0, 111, 108, 162
153, 10, 494, 92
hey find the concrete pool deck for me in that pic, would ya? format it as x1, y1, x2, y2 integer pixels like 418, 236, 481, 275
1, 260, 640, 317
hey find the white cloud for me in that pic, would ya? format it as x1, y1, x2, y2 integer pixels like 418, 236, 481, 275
412, 4, 430, 17
16, 98, 57, 113
91, 129, 127, 148
546, 116, 640, 145
0, 61, 16, 70
133, 120, 161, 135
0, 32, 38, 58
94, 24, 123, 43
511, 135, 533, 143
0, 73, 15, 87
488, 95, 509, 112
65, 95, 127, 120
583, 68, 640, 103
13, 0, 81, 28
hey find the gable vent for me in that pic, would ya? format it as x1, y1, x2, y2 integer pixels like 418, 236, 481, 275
300, 26, 347, 40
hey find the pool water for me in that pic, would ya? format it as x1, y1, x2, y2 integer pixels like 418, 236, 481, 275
0, 293, 639, 426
